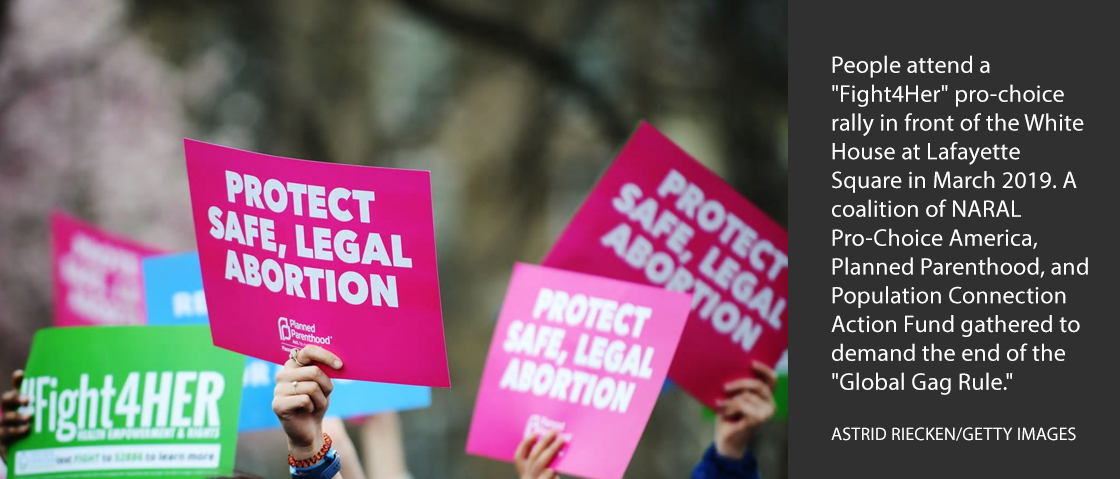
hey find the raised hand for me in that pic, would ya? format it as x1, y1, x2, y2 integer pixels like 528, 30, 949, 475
1, 370, 31, 463
272, 345, 343, 460
514, 430, 566, 479
714, 361, 777, 460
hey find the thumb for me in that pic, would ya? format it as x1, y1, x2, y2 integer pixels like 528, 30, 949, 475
12, 370, 24, 390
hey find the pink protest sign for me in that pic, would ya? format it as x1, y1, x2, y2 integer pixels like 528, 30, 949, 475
51, 210, 163, 326
466, 263, 691, 479
543, 122, 788, 409
183, 140, 449, 387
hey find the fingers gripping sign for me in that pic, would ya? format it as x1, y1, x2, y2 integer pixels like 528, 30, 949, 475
1, 369, 33, 463
752, 359, 779, 391
289, 345, 345, 370
713, 361, 778, 460
272, 345, 344, 459
515, 430, 566, 479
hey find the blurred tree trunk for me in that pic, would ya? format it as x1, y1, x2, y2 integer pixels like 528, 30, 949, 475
713, 0, 789, 226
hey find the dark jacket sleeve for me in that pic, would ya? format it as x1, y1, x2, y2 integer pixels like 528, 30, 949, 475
691, 444, 761, 479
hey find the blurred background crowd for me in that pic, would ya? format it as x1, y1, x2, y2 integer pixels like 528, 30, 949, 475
0, 0, 787, 477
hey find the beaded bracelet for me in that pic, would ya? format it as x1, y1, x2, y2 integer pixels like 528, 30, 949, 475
288, 433, 333, 468
291, 447, 341, 478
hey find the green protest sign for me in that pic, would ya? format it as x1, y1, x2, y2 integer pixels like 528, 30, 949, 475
8, 326, 244, 479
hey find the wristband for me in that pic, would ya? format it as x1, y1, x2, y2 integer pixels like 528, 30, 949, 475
290, 446, 341, 478
288, 433, 333, 468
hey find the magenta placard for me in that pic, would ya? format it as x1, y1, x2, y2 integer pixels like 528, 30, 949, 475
543, 122, 788, 409
183, 140, 449, 387
51, 210, 163, 327
466, 263, 692, 479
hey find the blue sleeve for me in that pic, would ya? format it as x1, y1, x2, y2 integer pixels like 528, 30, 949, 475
691, 444, 761, 479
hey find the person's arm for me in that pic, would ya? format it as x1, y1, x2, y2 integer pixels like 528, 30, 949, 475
360, 412, 410, 479
691, 362, 777, 479
273, 346, 346, 479
0, 370, 31, 464
514, 430, 566, 479
691, 444, 761, 479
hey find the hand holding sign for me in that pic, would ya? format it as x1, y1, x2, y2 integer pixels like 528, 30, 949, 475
714, 362, 777, 460
515, 431, 565, 479
273, 345, 343, 461
0, 371, 31, 463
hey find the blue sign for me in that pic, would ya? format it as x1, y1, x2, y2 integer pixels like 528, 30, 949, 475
143, 252, 431, 432
144, 252, 209, 323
